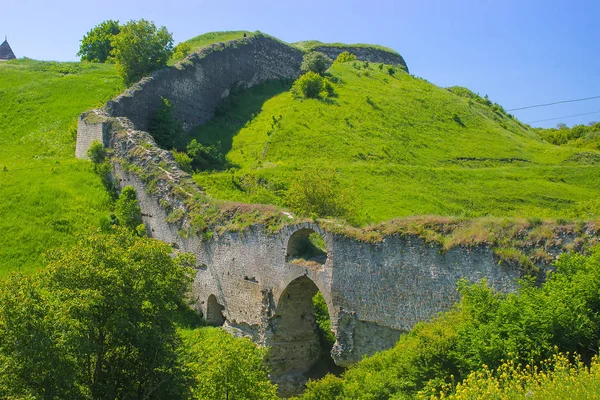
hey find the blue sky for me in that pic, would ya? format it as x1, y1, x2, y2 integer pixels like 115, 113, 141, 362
2, 0, 599, 128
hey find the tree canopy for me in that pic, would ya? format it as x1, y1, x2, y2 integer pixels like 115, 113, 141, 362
77, 20, 120, 63
0, 229, 194, 399
110, 19, 174, 85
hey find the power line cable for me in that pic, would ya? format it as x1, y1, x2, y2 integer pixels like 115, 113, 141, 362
525, 110, 600, 124
507, 95, 600, 112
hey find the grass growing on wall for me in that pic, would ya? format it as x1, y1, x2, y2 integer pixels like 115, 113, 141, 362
170, 30, 253, 64
185, 62, 600, 223
0, 59, 123, 276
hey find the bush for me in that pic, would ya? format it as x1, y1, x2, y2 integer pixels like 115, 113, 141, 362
172, 150, 193, 174
110, 19, 174, 85
333, 51, 357, 64
293, 72, 324, 99
77, 20, 120, 62
293, 72, 336, 99
300, 51, 332, 75
86, 140, 105, 164
173, 42, 191, 60
114, 186, 143, 232
149, 97, 182, 149
186, 139, 224, 171
286, 168, 353, 220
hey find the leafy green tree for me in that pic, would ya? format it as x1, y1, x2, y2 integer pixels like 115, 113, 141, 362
114, 186, 143, 232
110, 19, 174, 85
300, 51, 332, 75
77, 20, 120, 62
180, 327, 278, 399
0, 229, 195, 399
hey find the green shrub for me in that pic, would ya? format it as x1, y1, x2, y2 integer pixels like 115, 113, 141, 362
333, 51, 357, 64
286, 168, 353, 220
173, 42, 191, 60
300, 51, 332, 75
172, 150, 193, 173
86, 140, 105, 164
149, 97, 182, 149
293, 72, 325, 99
186, 139, 224, 171
114, 186, 143, 232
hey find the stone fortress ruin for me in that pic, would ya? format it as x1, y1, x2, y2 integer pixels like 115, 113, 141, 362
76, 34, 544, 395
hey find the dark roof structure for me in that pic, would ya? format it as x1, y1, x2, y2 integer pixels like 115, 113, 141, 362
0, 37, 16, 60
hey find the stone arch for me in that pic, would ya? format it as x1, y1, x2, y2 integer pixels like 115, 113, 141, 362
286, 228, 328, 265
267, 275, 336, 396
206, 294, 225, 326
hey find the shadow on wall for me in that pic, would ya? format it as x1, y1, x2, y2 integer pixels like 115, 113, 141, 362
175, 79, 293, 156
206, 294, 225, 326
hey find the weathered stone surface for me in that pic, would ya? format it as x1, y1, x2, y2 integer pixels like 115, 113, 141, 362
104, 35, 304, 132
313, 45, 409, 71
75, 110, 111, 159
72, 33, 531, 396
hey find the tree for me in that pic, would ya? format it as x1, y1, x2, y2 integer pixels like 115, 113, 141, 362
300, 51, 332, 75
114, 186, 143, 232
0, 229, 195, 399
110, 19, 174, 85
180, 327, 278, 400
77, 20, 120, 63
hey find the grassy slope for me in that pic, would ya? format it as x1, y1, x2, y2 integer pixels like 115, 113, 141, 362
292, 39, 398, 55
170, 30, 252, 64
188, 63, 600, 223
0, 59, 123, 275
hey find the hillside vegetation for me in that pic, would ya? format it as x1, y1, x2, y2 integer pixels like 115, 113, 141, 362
182, 61, 600, 224
0, 59, 122, 275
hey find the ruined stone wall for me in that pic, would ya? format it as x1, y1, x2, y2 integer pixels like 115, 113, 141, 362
72, 32, 521, 394
75, 111, 111, 159
313, 45, 409, 71
104, 35, 304, 132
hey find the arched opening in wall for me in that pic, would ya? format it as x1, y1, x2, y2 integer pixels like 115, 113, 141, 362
267, 276, 341, 397
286, 229, 328, 266
205, 294, 225, 326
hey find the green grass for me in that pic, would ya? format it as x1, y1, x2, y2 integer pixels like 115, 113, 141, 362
292, 40, 399, 55
0, 59, 123, 275
184, 62, 600, 223
170, 30, 253, 64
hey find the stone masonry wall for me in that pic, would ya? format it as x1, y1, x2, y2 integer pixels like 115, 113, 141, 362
74, 33, 523, 394
75, 111, 111, 159
103, 35, 304, 132
313, 45, 409, 72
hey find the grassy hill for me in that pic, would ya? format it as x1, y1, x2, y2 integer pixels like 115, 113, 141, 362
0, 59, 123, 275
180, 61, 600, 224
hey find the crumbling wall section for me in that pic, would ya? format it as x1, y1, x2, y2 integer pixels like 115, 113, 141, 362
103, 35, 304, 132
313, 45, 409, 71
